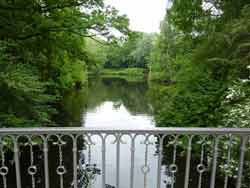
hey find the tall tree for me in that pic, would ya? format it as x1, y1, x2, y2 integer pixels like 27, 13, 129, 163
0, 0, 129, 126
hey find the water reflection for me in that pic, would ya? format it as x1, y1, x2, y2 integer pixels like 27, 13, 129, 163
79, 77, 160, 188
83, 101, 154, 128
60, 77, 154, 126
85, 77, 154, 117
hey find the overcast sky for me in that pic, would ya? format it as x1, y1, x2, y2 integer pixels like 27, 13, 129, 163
105, 0, 168, 33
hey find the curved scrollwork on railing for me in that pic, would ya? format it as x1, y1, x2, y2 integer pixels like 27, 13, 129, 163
0, 136, 9, 188
27, 136, 38, 188
0, 128, 249, 188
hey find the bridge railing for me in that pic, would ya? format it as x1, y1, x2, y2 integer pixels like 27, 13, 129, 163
0, 127, 250, 188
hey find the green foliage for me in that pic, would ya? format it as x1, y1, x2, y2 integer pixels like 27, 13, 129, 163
100, 68, 146, 82
221, 75, 250, 128
129, 34, 155, 68
147, 3, 250, 184
148, 2, 250, 129
85, 38, 108, 74
0, 0, 129, 127
57, 58, 87, 89
149, 66, 225, 127
169, 0, 250, 33
105, 32, 154, 69
0, 43, 56, 126
148, 13, 194, 82
101, 68, 145, 76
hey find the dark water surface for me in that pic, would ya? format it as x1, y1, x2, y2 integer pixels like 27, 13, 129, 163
60, 77, 154, 127
2, 77, 232, 188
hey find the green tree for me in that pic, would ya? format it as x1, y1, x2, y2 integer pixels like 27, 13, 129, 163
0, 0, 129, 127
149, 1, 250, 129
105, 32, 154, 69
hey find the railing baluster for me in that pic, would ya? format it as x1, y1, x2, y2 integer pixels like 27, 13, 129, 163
28, 137, 37, 188
184, 136, 193, 188
130, 135, 136, 188
14, 137, 21, 188
143, 137, 149, 188
43, 137, 49, 188
197, 137, 205, 188
210, 136, 219, 188
116, 134, 121, 188
57, 137, 65, 188
236, 136, 248, 188
224, 135, 232, 188
72, 136, 77, 188
0, 136, 8, 188
102, 135, 106, 188
156, 136, 164, 188
170, 136, 178, 188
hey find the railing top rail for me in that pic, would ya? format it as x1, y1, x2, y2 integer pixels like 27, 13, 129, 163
0, 127, 250, 135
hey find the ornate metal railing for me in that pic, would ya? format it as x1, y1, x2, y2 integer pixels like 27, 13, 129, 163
0, 127, 250, 188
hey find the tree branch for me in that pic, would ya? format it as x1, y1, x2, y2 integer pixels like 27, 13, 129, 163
6, 27, 108, 46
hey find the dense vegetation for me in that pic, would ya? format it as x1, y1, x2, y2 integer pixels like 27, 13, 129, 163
104, 32, 154, 69
1, 0, 250, 130
148, 0, 250, 129
0, 0, 129, 126
87, 32, 155, 79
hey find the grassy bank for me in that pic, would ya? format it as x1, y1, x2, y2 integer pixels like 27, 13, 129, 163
99, 68, 147, 82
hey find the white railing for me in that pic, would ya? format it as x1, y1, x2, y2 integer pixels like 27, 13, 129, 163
0, 127, 250, 188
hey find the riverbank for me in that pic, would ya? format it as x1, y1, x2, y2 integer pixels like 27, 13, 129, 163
90, 68, 147, 82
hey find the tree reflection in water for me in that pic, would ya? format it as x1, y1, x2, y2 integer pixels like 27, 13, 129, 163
163, 166, 175, 188
75, 147, 115, 188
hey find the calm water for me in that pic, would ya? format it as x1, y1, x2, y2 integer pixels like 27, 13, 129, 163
59, 77, 217, 188
3, 77, 229, 188
60, 77, 154, 127
79, 77, 159, 188
82, 77, 155, 129
66, 77, 163, 188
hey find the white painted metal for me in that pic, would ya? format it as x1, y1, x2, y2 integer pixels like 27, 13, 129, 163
0, 127, 249, 188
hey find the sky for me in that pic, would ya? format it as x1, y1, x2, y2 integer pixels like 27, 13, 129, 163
105, 0, 168, 33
